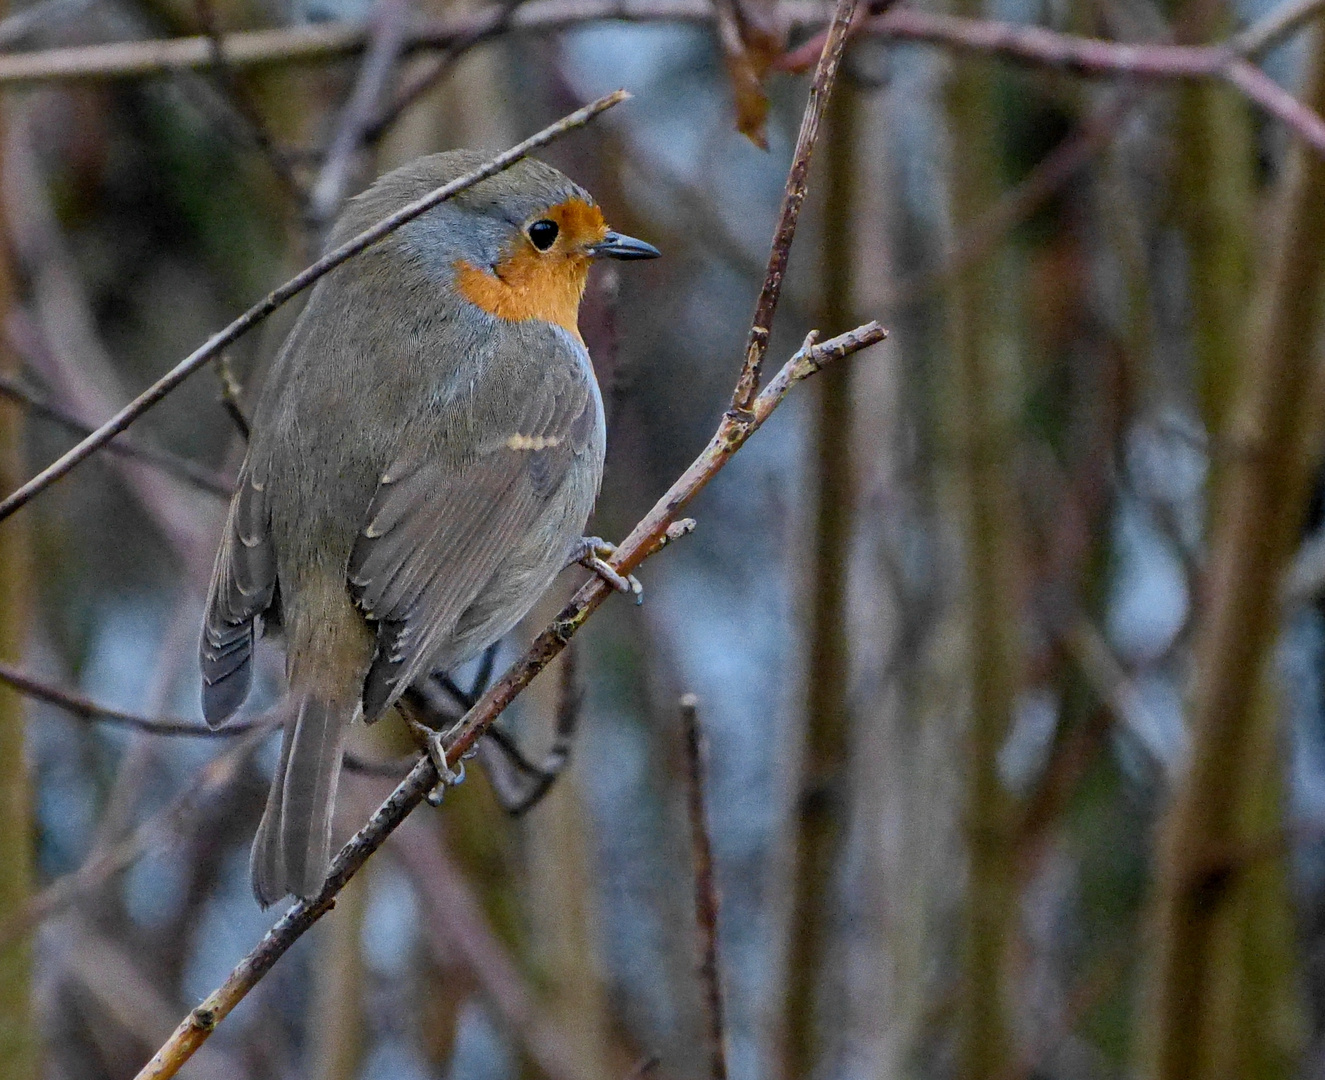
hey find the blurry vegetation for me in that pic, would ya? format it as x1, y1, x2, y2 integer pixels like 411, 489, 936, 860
3, 0, 1325, 1078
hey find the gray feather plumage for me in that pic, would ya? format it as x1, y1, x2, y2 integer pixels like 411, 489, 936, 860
199, 152, 607, 905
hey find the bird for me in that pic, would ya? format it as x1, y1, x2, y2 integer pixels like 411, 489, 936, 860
199, 150, 659, 906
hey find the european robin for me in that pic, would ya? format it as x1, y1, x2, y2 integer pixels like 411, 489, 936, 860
199, 151, 659, 905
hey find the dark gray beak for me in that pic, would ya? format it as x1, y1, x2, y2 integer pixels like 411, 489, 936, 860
589, 231, 661, 260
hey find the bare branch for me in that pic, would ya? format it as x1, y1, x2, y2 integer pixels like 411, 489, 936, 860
0, 89, 629, 525
307, 0, 412, 233
0, 661, 264, 737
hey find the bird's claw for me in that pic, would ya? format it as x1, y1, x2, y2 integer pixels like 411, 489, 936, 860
424, 729, 467, 806
572, 536, 643, 604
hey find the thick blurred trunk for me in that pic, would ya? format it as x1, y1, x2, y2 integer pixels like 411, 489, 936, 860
945, 36, 1021, 1080
0, 92, 37, 1080
782, 78, 858, 1080
1172, 0, 1254, 437
1136, 29, 1325, 1080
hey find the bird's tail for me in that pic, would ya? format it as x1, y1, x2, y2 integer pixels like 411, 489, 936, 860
251, 690, 356, 906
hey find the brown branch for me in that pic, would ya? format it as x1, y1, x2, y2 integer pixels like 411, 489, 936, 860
730, 0, 859, 411
0, 89, 629, 525
1, 1, 1323, 157
789, 8, 1325, 158
0, 661, 419, 785
0, 661, 266, 737
130, 321, 884, 1080
0, 0, 721, 83
680, 694, 728, 1080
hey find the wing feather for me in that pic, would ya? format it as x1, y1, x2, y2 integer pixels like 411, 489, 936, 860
200, 452, 277, 726
349, 358, 596, 720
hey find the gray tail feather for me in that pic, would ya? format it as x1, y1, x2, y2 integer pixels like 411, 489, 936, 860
251, 693, 353, 906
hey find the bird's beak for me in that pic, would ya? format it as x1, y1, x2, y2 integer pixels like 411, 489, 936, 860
588, 231, 661, 260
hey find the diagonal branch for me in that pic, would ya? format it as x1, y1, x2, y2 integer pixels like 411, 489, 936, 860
0, 89, 628, 525
130, 320, 885, 1080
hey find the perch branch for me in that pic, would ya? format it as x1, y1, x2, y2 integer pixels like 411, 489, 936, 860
0, 89, 628, 525
130, 321, 884, 1080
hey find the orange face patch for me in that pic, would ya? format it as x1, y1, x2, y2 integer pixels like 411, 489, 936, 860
454, 198, 609, 337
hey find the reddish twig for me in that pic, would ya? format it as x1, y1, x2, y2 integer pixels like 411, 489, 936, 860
0, 90, 629, 525
782, 7, 1325, 156
680, 694, 729, 1080
730, 0, 859, 411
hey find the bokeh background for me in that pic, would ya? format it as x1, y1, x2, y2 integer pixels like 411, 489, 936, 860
2, 0, 1325, 1077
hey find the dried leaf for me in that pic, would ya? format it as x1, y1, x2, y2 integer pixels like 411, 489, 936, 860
713, 0, 783, 148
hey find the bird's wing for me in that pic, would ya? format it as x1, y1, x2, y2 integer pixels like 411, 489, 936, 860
200, 450, 277, 726
348, 354, 597, 720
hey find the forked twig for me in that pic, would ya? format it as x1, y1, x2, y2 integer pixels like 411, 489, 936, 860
0, 89, 630, 524
730, 0, 859, 412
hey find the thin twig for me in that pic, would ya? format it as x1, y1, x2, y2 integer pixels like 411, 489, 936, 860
130, 323, 884, 1080
0, 89, 629, 525
680, 694, 728, 1080
0, 661, 418, 783
215, 355, 251, 442
0, 661, 266, 736
0, 370, 232, 497
730, 0, 859, 412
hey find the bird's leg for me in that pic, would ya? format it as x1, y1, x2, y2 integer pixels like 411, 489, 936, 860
396, 691, 468, 806
568, 535, 643, 603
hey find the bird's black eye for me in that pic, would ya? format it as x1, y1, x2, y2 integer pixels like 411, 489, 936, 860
527, 219, 559, 251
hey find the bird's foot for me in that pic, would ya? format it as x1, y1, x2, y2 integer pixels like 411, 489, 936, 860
404, 715, 468, 805
569, 536, 643, 604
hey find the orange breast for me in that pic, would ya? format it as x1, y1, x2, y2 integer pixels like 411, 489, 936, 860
453, 198, 608, 338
